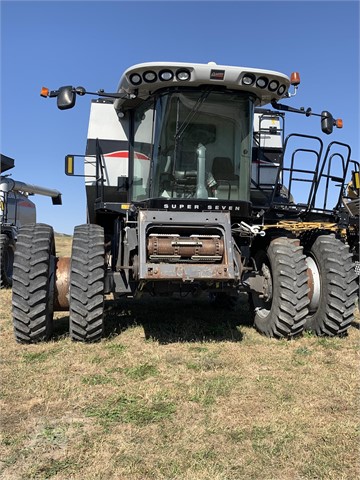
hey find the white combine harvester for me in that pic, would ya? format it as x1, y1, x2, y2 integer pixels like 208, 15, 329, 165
11, 61, 358, 343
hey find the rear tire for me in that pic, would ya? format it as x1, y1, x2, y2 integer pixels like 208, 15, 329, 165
0, 233, 15, 288
251, 237, 309, 338
304, 235, 358, 336
12, 224, 55, 343
69, 224, 105, 342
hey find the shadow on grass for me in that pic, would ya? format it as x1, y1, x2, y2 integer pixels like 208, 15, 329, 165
53, 294, 251, 344
51, 298, 360, 344
104, 293, 251, 344
52, 315, 70, 341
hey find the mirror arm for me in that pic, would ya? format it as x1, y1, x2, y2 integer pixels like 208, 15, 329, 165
46, 87, 135, 100
271, 100, 313, 117
48, 89, 60, 98
97, 89, 136, 100
76, 87, 136, 100
271, 100, 341, 135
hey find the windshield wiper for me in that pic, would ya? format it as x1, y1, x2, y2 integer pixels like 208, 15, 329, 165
174, 89, 212, 141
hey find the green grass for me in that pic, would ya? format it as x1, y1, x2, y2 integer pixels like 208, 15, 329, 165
1, 281, 359, 480
22, 348, 60, 363
85, 394, 176, 426
123, 363, 159, 380
189, 376, 235, 406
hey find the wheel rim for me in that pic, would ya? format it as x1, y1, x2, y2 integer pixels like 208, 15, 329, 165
253, 257, 273, 319
306, 256, 321, 313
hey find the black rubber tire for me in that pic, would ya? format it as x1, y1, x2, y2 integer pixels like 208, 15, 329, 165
69, 224, 105, 342
0, 233, 15, 288
304, 235, 358, 336
251, 237, 310, 338
12, 224, 55, 343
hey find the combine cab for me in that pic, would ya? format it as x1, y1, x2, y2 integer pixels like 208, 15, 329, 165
11, 61, 358, 343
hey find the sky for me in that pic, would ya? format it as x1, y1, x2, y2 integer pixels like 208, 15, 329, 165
1, 0, 359, 234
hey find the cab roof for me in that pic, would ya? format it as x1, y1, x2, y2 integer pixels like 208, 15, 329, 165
115, 61, 291, 109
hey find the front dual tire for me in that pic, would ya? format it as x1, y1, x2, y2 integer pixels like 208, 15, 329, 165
12, 224, 55, 343
251, 237, 310, 338
250, 234, 358, 339
11, 223, 106, 344
304, 235, 358, 336
69, 224, 105, 342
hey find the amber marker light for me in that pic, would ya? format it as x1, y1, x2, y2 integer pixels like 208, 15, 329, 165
335, 118, 343, 129
290, 72, 301, 86
40, 87, 49, 98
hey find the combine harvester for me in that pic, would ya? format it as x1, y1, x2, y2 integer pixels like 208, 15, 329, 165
0, 154, 62, 288
11, 61, 358, 343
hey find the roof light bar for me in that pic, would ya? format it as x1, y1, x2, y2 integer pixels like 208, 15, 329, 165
277, 84, 286, 96
159, 70, 174, 81
242, 74, 256, 86
256, 76, 268, 89
176, 69, 191, 81
268, 80, 279, 92
129, 73, 142, 86
143, 71, 157, 83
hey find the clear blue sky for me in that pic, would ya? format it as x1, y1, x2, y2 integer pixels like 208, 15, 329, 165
1, 0, 359, 234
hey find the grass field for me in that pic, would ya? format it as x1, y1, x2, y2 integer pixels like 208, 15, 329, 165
1, 235, 359, 479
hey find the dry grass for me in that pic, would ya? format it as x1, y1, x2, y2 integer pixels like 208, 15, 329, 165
1, 236, 359, 479
54, 234, 72, 257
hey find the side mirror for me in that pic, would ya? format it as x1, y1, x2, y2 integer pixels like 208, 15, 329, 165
321, 111, 334, 135
57, 86, 76, 110
65, 155, 75, 175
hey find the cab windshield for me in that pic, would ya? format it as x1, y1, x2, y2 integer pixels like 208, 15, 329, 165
133, 89, 254, 202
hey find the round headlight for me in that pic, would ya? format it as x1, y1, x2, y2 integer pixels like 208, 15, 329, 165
176, 69, 191, 81
242, 74, 256, 86
129, 73, 142, 86
278, 84, 287, 96
268, 80, 279, 92
256, 76, 268, 88
159, 70, 174, 81
143, 71, 157, 83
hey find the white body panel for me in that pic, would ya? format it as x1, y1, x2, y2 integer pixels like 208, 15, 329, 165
85, 102, 130, 187
87, 102, 127, 140
85, 101, 154, 190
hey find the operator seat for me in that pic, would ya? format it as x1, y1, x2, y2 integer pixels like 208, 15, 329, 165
212, 157, 239, 200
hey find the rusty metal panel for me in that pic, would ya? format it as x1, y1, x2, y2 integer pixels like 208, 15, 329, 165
54, 256, 70, 310
137, 210, 235, 282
